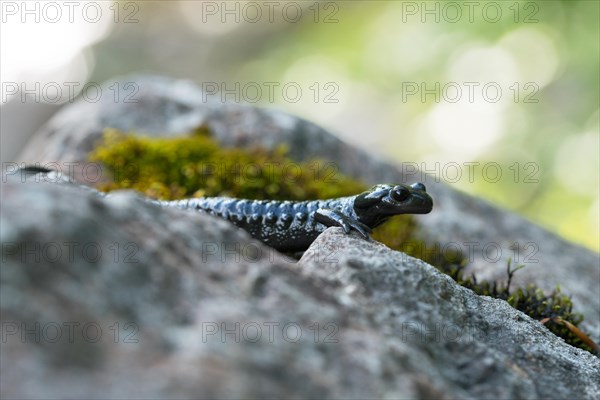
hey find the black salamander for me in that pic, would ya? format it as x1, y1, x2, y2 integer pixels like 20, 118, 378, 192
12, 168, 433, 252
164, 183, 433, 252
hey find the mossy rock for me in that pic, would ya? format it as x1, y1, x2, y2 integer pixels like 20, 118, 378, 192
88, 127, 595, 355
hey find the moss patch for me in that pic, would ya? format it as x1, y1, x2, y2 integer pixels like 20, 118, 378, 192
458, 261, 592, 353
89, 127, 366, 201
89, 127, 595, 355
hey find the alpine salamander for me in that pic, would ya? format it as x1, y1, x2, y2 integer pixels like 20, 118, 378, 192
164, 183, 433, 252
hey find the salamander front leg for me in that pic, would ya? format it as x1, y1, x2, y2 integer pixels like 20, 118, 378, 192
314, 209, 372, 239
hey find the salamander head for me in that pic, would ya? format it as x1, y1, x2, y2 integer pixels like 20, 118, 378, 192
353, 183, 433, 228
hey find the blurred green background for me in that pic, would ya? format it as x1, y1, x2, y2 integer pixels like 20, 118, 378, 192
3, 0, 598, 250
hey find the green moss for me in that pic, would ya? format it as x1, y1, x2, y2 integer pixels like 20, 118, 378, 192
506, 283, 593, 351
88, 127, 595, 355
89, 127, 366, 200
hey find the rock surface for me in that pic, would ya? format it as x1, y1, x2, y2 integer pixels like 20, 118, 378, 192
3, 74, 599, 398
2, 176, 599, 399
15, 75, 600, 342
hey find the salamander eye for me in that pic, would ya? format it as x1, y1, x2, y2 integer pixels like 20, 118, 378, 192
391, 186, 410, 202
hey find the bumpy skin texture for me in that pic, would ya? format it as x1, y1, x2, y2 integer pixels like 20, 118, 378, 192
164, 183, 433, 252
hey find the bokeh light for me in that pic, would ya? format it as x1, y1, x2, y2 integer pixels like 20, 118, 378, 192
0, 1, 113, 103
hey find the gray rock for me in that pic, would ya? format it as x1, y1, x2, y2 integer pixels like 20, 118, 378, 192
15, 75, 599, 343
4, 74, 599, 397
300, 229, 600, 400
1, 177, 598, 399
